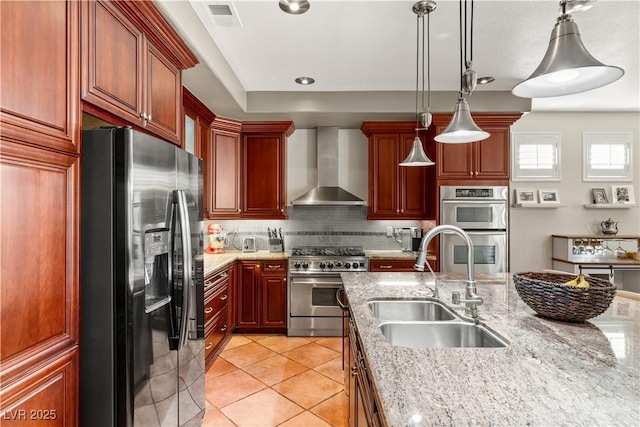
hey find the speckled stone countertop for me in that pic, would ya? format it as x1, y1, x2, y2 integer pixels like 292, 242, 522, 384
203, 250, 288, 275
342, 272, 640, 426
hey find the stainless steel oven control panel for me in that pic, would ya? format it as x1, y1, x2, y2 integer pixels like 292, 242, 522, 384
289, 257, 369, 274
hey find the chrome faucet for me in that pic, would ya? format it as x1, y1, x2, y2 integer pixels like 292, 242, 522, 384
414, 225, 483, 321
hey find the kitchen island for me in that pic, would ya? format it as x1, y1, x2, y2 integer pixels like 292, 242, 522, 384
342, 272, 639, 426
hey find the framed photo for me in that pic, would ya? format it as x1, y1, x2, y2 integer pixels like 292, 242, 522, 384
611, 185, 636, 204
592, 188, 609, 204
515, 188, 538, 205
538, 189, 560, 204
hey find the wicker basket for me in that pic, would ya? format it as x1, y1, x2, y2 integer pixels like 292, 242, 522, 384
512, 272, 617, 322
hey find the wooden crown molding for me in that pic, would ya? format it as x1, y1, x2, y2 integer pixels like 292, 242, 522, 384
211, 117, 243, 133
241, 121, 295, 137
183, 88, 216, 125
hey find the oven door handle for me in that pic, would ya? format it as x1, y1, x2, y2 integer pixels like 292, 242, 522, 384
336, 289, 349, 311
289, 278, 343, 287
441, 200, 506, 205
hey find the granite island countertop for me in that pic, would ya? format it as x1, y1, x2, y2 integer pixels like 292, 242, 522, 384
342, 272, 640, 426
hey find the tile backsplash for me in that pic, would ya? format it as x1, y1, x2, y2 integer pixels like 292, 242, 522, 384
206, 206, 430, 251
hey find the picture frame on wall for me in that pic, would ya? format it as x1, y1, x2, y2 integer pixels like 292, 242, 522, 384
538, 189, 560, 204
592, 188, 609, 204
515, 188, 538, 205
611, 185, 636, 204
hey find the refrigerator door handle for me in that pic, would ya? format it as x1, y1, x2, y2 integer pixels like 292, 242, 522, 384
174, 189, 192, 350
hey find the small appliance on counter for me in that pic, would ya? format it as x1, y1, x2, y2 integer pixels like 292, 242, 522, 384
410, 227, 423, 251
242, 236, 257, 252
206, 223, 229, 254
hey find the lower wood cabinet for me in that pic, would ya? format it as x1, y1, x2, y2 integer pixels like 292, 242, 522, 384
237, 260, 287, 333
369, 258, 437, 272
204, 264, 233, 368
347, 319, 382, 427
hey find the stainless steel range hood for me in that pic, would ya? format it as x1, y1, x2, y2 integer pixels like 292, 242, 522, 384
291, 127, 365, 206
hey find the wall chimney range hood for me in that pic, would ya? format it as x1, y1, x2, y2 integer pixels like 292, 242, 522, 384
291, 127, 366, 206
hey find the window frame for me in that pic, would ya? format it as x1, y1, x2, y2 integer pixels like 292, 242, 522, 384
582, 132, 633, 182
511, 132, 561, 182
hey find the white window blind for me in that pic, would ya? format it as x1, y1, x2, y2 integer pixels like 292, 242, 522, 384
511, 133, 560, 181
583, 133, 632, 181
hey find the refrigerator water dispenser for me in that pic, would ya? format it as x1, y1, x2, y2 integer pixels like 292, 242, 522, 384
144, 228, 171, 313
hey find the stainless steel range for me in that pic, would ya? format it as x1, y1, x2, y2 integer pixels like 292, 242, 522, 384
288, 246, 368, 336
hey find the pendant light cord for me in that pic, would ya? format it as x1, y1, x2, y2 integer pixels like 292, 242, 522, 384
458, 0, 463, 96
415, 12, 420, 135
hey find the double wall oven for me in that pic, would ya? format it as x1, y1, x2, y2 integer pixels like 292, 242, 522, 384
288, 246, 368, 336
440, 186, 508, 275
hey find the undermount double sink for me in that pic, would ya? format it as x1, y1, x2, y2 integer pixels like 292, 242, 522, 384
367, 299, 508, 348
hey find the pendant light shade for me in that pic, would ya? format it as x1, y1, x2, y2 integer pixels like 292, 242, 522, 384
434, 98, 490, 143
400, 1, 437, 167
400, 136, 435, 166
512, 6, 624, 98
436, 0, 489, 145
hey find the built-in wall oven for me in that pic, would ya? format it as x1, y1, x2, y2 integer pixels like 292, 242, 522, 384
440, 186, 508, 275
288, 246, 368, 336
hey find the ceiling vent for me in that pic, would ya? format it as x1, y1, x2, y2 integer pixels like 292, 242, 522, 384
207, 2, 242, 28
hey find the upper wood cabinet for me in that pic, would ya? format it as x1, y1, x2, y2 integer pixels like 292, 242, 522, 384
81, 0, 197, 145
240, 122, 295, 219
0, 0, 80, 155
183, 87, 216, 158
361, 122, 436, 220
434, 114, 523, 183
207, 118, 242, 219
1, 2, 81, 423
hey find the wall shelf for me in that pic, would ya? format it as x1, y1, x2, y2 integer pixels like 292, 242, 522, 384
584, 204, 639, 209
513, 203, 568, 208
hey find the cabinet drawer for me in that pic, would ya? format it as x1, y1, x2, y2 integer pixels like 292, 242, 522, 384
369, 259, 437, 272
205, 266, 230, 291
261, 261, 287, 273
205, 284, 228, 324
205, 313, 228, 360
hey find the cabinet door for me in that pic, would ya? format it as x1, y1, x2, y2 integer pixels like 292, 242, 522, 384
242, 134, 286, 218
1, 0, 79, 154
82, 0, 144, 126
237, 262, 260, 328
474, 127, 510, 179
145, 43, 181, 145
435, 126, 474, 179
368, 134, 400, 218
227, 263, 237, 331
260, 273, 287, 328
399, 134, 428, 217
209, 129, 241, 219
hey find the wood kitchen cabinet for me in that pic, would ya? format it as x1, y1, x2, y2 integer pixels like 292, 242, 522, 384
1, 1, 80, 424
207, 118, 242, 219
361, 122, 436, 220
433, 114, 523, 184
204, 264, 234, 368
369, 258, 437, 272
81, 0, 197, 145
183, 87, 216, 158
240, 122, 295, 219
236, 260, 288, 333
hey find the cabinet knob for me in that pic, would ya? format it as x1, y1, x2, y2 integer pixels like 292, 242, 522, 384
351, 366, 358, 377
221, 325, 227, 332
139, 112, 147, 120
400, 209, 404, 213
379, 265, 392, 269
205, 342, 213, 350
474, 171, 478, 176
469, 171, 473, 176
220, 294, 228, 301
238, 208, 241, 213
147, 115, 152, 122
396, 209, 400, 214
205, 307, 213, 314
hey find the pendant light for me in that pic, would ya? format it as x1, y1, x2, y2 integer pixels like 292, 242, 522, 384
400, 1, 436, 167
434, 0, 489, 144
512, 0, 624, 98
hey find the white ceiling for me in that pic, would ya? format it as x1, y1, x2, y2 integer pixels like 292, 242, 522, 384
156, 0, 640, 128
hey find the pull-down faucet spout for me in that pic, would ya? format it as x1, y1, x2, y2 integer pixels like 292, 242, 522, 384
414, 224, 483, 320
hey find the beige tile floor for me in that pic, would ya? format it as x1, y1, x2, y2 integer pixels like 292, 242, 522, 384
204, 335, 348, 427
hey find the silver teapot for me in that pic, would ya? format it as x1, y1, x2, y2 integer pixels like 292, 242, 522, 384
600, 218, 619, 235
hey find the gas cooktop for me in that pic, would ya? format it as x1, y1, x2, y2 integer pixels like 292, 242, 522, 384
290, 246, 365, 257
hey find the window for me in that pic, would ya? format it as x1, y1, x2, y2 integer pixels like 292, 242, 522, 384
583, 133, 633, 181
511, 133, 560, 181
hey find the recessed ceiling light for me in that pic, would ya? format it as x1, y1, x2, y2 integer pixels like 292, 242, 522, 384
477, 76, 495, 85
295, 76, 315, 85
279, 1, 310, 15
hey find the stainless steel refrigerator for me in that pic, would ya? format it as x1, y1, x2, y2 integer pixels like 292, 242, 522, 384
80, 127, 205, 426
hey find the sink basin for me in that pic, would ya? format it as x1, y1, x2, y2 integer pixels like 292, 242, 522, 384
378, 321, 509, 348
368, 299, 458, 323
